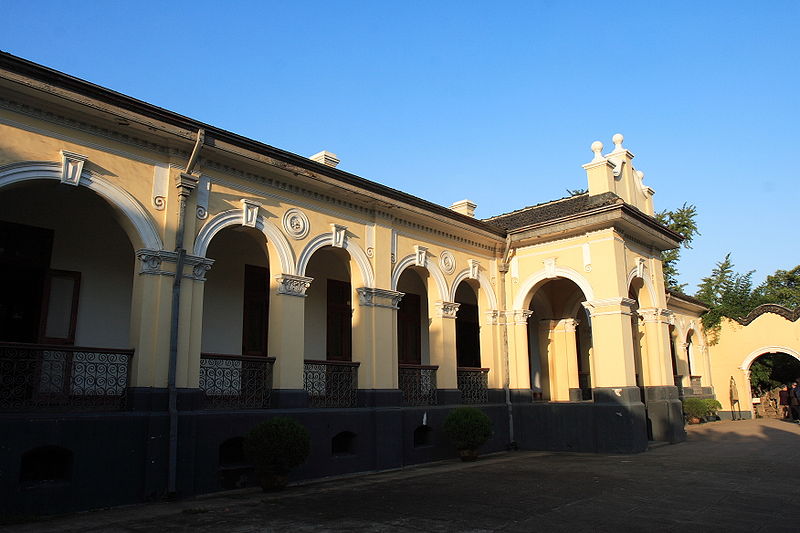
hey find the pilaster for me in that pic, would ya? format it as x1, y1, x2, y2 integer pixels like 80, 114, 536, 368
268, 274, 312, 389
429, 300, 460, 389
354, 288, 404, 389
582, 297, 638, 388
639, 307, 675, 387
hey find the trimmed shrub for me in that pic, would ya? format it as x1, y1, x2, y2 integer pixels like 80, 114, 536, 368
682, 398, 708, 420
243, 417, 311, 476
443, 407, 492, 451
702, 398, 722, 415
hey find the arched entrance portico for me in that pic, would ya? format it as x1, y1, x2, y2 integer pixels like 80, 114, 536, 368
0, 177, 138, 408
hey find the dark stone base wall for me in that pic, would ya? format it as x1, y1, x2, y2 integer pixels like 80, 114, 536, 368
718, 410, 753, 421
513, 387, 653, 454
1, 385, 687, 517
0, 388, 509, 517
643, 386, 686, 444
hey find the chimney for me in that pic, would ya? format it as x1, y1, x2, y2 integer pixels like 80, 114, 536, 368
309, 150, 340, 168
450, 199, 477, 218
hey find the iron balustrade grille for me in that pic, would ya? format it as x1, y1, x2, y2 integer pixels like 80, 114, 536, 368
303, 360, 359, 408
199, 354, 275, 409
0, 342, 132, 411
399, 364, 438, 406
457, 367, 489, 404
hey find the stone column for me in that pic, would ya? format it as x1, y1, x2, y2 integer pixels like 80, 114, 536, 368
129, 253, 175, 389
429, 300, 460, 403
582, 297, 638, 388
268, 274, 312, 407
354, 287, 404, 406
638, 307, 685, 443
557, 318, 581, 401
639, 308, 674, 387
581, 297, 648, 452
507, 310, 533, 401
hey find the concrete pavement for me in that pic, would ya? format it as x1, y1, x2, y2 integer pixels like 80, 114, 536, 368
5, 418, 800, 532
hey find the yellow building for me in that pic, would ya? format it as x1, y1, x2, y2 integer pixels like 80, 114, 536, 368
0, 52, 732, 514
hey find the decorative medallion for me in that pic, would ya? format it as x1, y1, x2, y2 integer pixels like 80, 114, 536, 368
439, 250, 456, 275
282, 208, 310, 239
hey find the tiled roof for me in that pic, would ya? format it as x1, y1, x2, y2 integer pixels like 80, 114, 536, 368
483, 191, 622, 231
666, 289, 709, 309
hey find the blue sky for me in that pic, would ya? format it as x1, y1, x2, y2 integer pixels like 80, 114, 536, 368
2, 0, 798, 292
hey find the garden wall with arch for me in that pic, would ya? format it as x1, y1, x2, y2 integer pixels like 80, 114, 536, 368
708, 306, 800, 419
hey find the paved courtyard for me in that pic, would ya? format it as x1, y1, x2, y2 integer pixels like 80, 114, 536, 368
7, 418, 800, 532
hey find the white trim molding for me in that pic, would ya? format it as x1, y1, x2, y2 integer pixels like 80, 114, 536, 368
193, 209, 295, 275
391, 253, 449, 302
0, 161, 163, 251
741, 346, 800, 371
297, 232, 375, 288
275, 274, 313, 297
513, 266, 595, 310
357, 287, 404, 309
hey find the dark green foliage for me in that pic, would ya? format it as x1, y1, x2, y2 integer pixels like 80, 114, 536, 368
682, 398, 720, 420
566, 188, 587, 196
696, 254, 760, 334
753, 265, 800, 310
243, 417, 310, 475
443, 407, 492, 451
702, 398, 722, 415
748, 354, 800, 396
655, 203, 699, 291
682, 398, 708, 419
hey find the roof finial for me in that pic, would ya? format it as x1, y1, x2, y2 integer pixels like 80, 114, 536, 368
612, 133, 624, 152
590, 140, 604, 162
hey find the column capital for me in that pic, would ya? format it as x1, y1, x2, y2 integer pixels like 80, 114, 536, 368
136, 249, 215, 281
357, 287, 404, 309
275, 274, 313, 297
638, 307, 673, 324
582, 297, 637, 317
435, 300, 460, 319
484, 309, 500, 325
507, 309, 533, 325
562, 318, 579, 332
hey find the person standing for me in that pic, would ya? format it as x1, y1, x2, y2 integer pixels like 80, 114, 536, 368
790, 382, 800, 422
778, 385, 791, 419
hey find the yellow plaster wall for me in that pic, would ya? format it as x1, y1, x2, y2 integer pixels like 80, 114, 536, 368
709, 313, 800, 416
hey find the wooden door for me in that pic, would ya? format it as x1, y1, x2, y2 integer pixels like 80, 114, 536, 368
397, 293, 421, 365
242, 265, 269, 356
326, 279, 352, 361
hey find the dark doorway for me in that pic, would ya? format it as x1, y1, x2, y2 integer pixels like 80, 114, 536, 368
326, 279, 352, 361
456, 302, 480, 368
242, 265, 269, 356
398, 293, 421, 365
0, 221, 53, 343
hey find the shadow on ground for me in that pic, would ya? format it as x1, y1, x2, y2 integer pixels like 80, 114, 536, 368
6, 419, 799, 532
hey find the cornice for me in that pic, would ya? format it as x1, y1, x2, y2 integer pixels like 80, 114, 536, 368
0, 94, 501, 252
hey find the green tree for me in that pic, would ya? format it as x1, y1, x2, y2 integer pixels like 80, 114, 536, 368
655, 203, 699, 291
748, 354, 800, 396
695, 253, 759, 336
753, 265, 800, 309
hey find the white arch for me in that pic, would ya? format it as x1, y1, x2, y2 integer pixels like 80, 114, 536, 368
513, 266, 595, 310
194, 209, 295, 274
741, 346, 800, 371
449, 268, 498, 310
0, 161, 163, 250
626, 265, 658, 307
391, 254, 449, 302
296, 233, 375, 288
